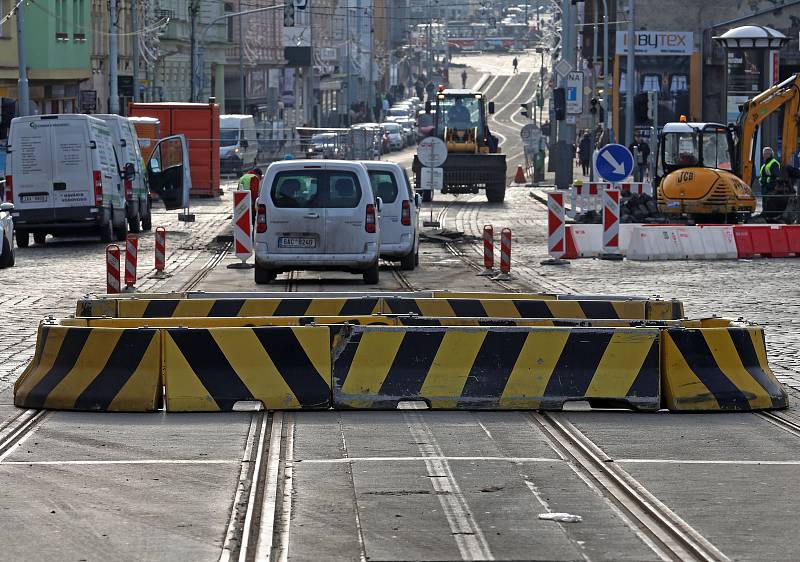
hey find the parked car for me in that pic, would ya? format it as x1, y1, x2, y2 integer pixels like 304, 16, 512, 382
386, 106, 412, 120
395, 118, 417, 146
306, 133, 340, 159
361, 161, 420, 270
253, 160, 382, 284
0, 200, 14, 268
220, 114, 258, 175
381, 122, 405, 151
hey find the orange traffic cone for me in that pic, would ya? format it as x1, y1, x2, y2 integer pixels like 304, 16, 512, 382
514, 165, 526, 184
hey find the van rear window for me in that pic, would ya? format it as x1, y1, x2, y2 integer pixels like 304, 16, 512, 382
367, 171, 398, 203
271, 171, 362, 209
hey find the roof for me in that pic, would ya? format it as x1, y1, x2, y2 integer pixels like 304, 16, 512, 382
714, 25, 788, 48
662, 122, 724, 133
441, 89, 480, 96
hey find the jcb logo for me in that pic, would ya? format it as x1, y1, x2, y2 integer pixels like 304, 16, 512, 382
677, 171, 694, 183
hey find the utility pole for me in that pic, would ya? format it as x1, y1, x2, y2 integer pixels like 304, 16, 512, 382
189, 0, 199, 102
625, 0, 635, 146
15, 0, 29, 117
346, 4, 352, 123
239, 0, 245, 113
109, 0, 119, 113
132, 2, 140, 103
554, 0, 575, 189
427, 0, 433, 81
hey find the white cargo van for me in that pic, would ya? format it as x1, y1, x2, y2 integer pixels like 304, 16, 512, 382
220, 115, 258, 175
253, 160, 381, 284
95, 114, 151, 232
5, 114, 131, 245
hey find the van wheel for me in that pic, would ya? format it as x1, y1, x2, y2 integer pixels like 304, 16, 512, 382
128, 211, 142, 234
113, 211, 128, 241
33, 232, 47, 245
421, 190, 433, 203
400, 251, 415, 271
0, 236, 13, 268
254, 264, 277, 285
363, 261, 380, 284
486, 185, 506, 203
141, 201, 152, 231
100, 219, 113, 243
414, 251, 420, 267
15, 230, 29, 248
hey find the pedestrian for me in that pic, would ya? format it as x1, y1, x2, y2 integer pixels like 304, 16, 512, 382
461, 69, 468, 89
512, 57, 519, 74
415, 77, 425, 100
238, 167, 263, 220
628, 136, 651, 181
381, 95, 390, 120
578, 131, 592, 177
425, 81, 435, 102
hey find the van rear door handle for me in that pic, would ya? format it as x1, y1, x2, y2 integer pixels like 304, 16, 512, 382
304, 213, 320, 219
53, 182, 66, 191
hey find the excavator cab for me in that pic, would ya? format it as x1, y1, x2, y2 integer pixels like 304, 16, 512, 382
656, 122, 755, 218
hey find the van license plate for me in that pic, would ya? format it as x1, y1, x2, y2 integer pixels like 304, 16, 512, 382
20, 195, 48, 203
278, 237, 316, 249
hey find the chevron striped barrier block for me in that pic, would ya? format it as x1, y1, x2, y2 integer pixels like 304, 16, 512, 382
14, 325, 161, 411
661, 327, 788, 411
331, 326, 661, 411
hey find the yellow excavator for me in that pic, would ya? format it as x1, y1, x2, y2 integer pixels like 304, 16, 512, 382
656, 73, 800, 220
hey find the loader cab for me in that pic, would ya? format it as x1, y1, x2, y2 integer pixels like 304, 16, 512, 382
429, 89, 494, 153
654, 122, 735, 187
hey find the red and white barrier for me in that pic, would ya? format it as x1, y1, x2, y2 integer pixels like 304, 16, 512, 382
233, 190, 253, 265
569, 182, 653, 217
478, 224, 494, 276
627, 225, 738, 261
124, 234, 138, 289
155, 227, 166, 274
617, 182, 653, 196
601, 189, 621, 257
496, 228, 512, 279
547, 192, 566, 259
733, 224, 800, 258
106, 244, 121, 294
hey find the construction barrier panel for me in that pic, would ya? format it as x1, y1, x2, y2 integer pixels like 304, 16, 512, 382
163, 326, 332, 411
14, 325, 161, 411
331, 326, 661, 410
661, 327, 788, 411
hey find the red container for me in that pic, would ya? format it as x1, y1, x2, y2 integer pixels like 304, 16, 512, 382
128, 101, 220, 197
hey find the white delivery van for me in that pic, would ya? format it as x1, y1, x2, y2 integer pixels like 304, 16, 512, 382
220, 115, 258, 175
5, 114, 131, 245
254, 160, 381, 284
96, 114, 151, 232
362, 161, 420, 270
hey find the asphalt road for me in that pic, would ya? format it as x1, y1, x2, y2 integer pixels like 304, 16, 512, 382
0, 52, 799, 561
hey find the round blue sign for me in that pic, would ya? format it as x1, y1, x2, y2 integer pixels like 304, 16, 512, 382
596, 143, 634, 183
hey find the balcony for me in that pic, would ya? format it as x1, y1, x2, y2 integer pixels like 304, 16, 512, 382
225, 43, 284, 66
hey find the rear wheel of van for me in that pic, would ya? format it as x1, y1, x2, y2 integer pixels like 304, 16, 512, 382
400, 251, 416, 271
15, 231, 29, 248
254, 264, 277, 285
100, 218, 113, 243
33, 232, 46, 245
141, 200, 152, 231
128, 211, 142, 234
0, 237, 13, 268
363, 261, 380, 284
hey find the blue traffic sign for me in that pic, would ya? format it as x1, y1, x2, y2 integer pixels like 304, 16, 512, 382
596, 143, 634, 183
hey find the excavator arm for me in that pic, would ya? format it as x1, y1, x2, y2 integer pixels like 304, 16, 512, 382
738, 73, 800, 182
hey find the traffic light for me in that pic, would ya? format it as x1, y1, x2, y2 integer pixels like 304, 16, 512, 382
284, 2, 295, 26
520, 103, 529, 118
634, 92, 649, 122
590, 97, 598, 114
553, 87, 566, 121
542, 121, 551, 137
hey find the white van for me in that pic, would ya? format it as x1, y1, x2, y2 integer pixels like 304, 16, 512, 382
5, 114, 131, 245
95, 114, 151, 232
220, 115, 258, 175
253, 160, 381, 284
361, 161, 420, 270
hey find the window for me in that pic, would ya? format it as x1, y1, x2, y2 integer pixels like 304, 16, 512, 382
0, 0, 8, 37
272, 171, 322, 208
225, 3, 234, 42
702, 128, 733, 171
368, 171, 398, 203
220, 128, 239, 147
663, 132, 699, 167
327, 173, 361, 208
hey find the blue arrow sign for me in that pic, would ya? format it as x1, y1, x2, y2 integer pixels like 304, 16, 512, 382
596, 143, 634, 183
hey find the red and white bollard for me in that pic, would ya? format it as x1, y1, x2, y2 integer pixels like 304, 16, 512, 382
124, 234, 138, 290
477, 224, 495, 276
230, 190, 253, 269
106, 244, 121, 294
542, 191, 569, 266
154, 226, 167, 278
495, 228, 512, 280
601, 188, 623, 260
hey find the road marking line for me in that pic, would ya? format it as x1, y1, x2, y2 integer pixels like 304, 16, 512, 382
405, 409, 495, 561
617, 458, 800, 465
2, 459, 241, 466
295, 456, 562, 464
477, 420, 494, 441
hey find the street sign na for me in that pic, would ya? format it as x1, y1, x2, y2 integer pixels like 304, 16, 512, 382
554, 59, 574, 79
596, 144, 634, 183
417, 137, 448, 168
420, 167, 444, 191
566, 71, 583, 114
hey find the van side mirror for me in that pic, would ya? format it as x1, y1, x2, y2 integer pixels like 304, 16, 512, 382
425, 101, 432, 113
488, 102, 495, 115
414, 193, 422, 208
124, 162, 135, 180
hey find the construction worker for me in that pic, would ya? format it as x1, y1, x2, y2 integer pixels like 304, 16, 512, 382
759, 147, 780, 195
238, 167, 263, 219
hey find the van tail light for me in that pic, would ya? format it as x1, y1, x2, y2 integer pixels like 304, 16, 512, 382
93, 171, 103, 205
366, 203, 376, 233
401, 200, 411, 226
124, 179, 133, 200
256, 204, 267, 233
3, 175, 11, 202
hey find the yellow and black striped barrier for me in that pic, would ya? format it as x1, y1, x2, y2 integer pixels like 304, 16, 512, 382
662, 327, 787, 411
331, 326, 661, 410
